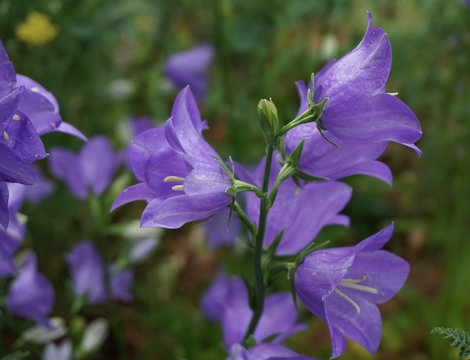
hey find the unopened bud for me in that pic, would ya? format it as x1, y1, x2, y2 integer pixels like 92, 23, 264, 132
257, 98, 279, 143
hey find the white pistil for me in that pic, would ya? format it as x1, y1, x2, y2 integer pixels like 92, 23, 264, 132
12, 114, 21, 121
164, 176, 185, 183
171, 185, 184, 191
335, 289, 361, 314
3, 131, 9, 141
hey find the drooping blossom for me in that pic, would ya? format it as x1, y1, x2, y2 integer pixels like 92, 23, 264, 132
240, 156, 351, 255
112, 86, 233, 229
294, 224, 409, 358
202, 273, 305, 348
204, 209, 241, 249
65, 242, 107, 304
164, 43, 214, 100
227, 343, 317, 360
49, 136, 121, 199
285, 13, 422, 184
6, 252, 55, 327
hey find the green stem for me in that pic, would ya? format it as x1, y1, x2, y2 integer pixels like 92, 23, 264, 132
243, 141, 275, 342
232, 201, 257, 237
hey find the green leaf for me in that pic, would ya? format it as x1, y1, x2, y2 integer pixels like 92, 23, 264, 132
0, 351, 30, 360
431, 327, 470, 359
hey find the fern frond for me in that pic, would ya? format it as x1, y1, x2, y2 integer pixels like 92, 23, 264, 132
431, 326, 470, 359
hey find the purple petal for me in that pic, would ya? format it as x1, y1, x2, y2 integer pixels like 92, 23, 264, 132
111, 183, 156, 211
15, 75, 62, 135
315, 12, 391, 100
130, 116, 155, 137
322, 93, 422, 146
355, 223, 394, 253
55, 121, 88, 141
0, 86, 23, 133
141, 192, 229, 229
0, 144, 37, 185
184, 162, 232, 197
129, 238, 159, 263
0, 41, 17, 99
164, 43, 214, 100
6, 252, 55, 327
109, 267, 134, 302
49, 148, 87, 199
325, 292, 382, 357
246, 343, 318, 360
65, 242, 107, 304
294, 247, 355, 303
79, 136, 119, 195
343, 250, 409, 304
144, 145, 190, 198
167, 87, 216, 160
294, 81, 309, 118
22, 165, 55, 204
0, 181, 8, 227
128, 128, 166, 182
0, 111, 47, 163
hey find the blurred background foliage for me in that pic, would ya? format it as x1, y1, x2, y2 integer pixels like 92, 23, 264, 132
1, 0, 470, 359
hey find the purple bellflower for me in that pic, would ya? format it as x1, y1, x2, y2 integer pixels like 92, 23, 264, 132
112, 86, 233, 229
241, 157, 352, 255
294, 224, 409, 358
164, 43, 214, 100
6, 252, 55, 327
65, 242, 107, 304
202, 273, 305, 348
228, 343, 317, 360
49, 136, 121, 199
285, 13, 422, 184
204, 208, 241, 249
109, 265, 134, 302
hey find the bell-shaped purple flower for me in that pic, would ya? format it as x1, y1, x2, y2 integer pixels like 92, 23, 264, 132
6, 252, 55, 327
65, 242, 107, 304
294, 224, 409, 358
112, 86, 232, 229
164, 43, 214, 100
49, 135, 121, 199
241, 157, 351, 255
227, 343, 318, 360
285, 13, 422, 184
204, 209, 241, 249
202, 273, 305, 348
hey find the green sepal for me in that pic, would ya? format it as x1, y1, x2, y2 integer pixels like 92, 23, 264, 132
0, 352, 30, 360
295, 240, 331, 268
242, 275, 256, 311
265, 230, 284, 260
226, 179, 265, 198
209, 153, 234, 179
307, 73, 315, 107
262, 332, 283, 343
244, 334, 257, 349
258, 98, 279, 144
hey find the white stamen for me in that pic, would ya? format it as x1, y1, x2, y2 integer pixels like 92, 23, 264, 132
335, 289, 361, 314
12, 114, 21, 121
171, 185, 184, 191
387, 92, 399, 96
3, 131, 9, 141
339, 276, 378, 294
31, 87, 40, 92
164, 176, 185, 183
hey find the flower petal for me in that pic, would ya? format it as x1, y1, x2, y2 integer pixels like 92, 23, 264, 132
49, 148, 87, 199
355, 223, 394, 253
129, 128, 166, 182
111, 183, 155, 211
55, 121, 88, 141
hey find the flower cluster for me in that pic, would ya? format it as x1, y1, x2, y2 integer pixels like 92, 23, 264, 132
115, 13, 421, 358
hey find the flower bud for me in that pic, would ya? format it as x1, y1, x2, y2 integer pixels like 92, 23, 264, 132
257, 98, 279, 143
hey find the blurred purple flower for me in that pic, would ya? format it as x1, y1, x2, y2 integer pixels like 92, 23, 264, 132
240, 157, 351, 255
129, 237, 159, 263
202, 273, 305, 348
204, 209, 241, 249
294, 224, 409, 358
285, 13, 422, 184
227, 343, 317, 360
112, 87, 232, 229
109, 266, 134, 302
6, 252, 55, 327
49, 136, 121, 199
130, 116, 154, 138
164, 43, 214, 100
65, 242, 107, 304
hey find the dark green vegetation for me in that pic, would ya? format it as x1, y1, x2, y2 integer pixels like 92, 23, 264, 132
1, 0, 469, 358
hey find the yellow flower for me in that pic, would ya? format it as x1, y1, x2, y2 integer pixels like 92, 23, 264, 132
15, 11, 60, 46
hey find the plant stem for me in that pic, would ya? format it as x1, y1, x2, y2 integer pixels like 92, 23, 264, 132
243, 141, 275, 342
232, 201, 257, 237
